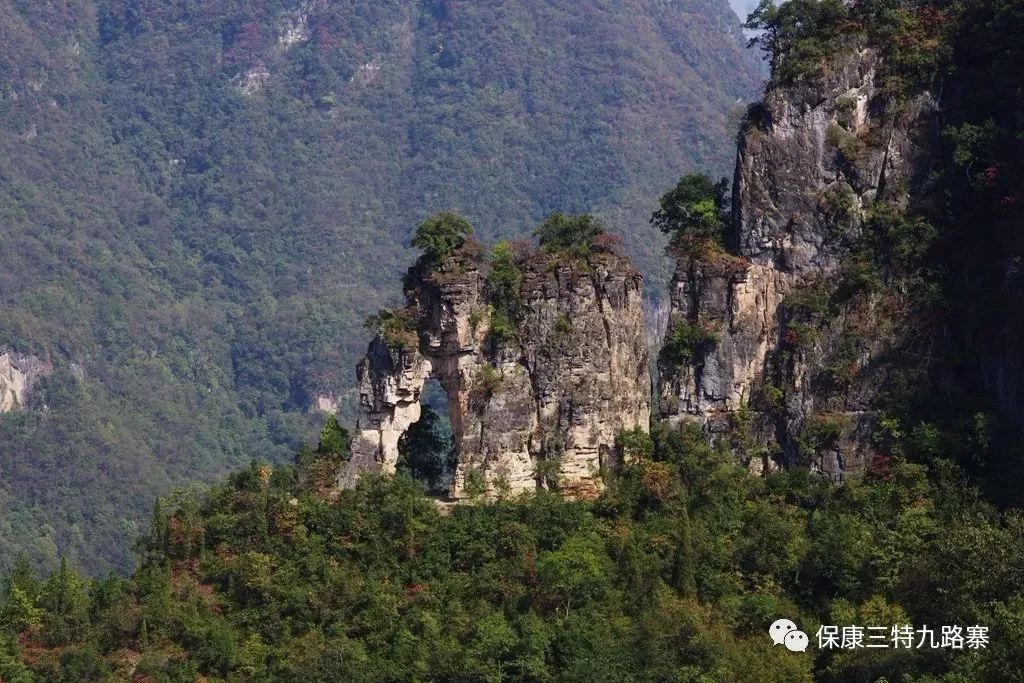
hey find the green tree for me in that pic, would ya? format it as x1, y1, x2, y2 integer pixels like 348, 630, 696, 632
534, 213, 606, 256
397, 406, 454, 494
651, 173, 730, 244
485, 241, 524, 342
141, 499, 169, 567
318, 414, 350, 458
671, 505, 698, 597
58, 644, 110, 681
485, 241, 523, 326
945, 119, 999, 183
38, 559, 90, 646
661, 320, 720, 368
411, 211, 474, 265
464, 611, 518, 682
186, 616, 237, 676
616, 428, 654, 465
3, 554, 38, 602
744, 0, 850, 79
537, 534, 613, 616
1, 586, 41, 633
0, 634, 33, 683
237, 633, 272, 681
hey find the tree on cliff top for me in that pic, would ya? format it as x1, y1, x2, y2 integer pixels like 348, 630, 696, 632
412, 212, 475, 266
534, 213, 607, 256
651, 173, 731, 245
743, 0, 850, 79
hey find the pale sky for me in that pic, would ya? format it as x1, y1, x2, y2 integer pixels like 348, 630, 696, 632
729, 0, 760, 23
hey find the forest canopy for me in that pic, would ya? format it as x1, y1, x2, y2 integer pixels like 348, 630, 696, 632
1, 422, 1021, 681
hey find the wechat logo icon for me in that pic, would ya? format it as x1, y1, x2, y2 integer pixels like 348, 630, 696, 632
770, 619, 809, 653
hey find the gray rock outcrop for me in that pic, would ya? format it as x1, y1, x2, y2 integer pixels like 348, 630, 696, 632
347, 247, 651, 499
0, 351, 51, 412
659, 46, 940, 479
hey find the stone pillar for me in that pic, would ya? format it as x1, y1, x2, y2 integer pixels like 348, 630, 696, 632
341, 339, 431, 488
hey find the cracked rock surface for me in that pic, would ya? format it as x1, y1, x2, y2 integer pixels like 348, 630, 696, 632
659, 46, 939, 480
346, 249, 650, 499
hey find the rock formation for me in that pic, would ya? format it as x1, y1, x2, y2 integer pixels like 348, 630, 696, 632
346, 246, 650, 499
659, 46, 940, 480
0, 351, 51, 412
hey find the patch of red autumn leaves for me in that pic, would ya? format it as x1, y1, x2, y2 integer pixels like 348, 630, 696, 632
867, 453, 893, 482
591, 232, 624, 255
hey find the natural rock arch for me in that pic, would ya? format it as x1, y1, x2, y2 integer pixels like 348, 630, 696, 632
344, 247, 651, 499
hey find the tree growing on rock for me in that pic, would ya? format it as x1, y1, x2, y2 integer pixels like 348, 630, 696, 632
317, 414, 350, 458
743, 0, 850, 79
534, 213, 607, 256
651, 173, 731, 245
411, 211, 474, 266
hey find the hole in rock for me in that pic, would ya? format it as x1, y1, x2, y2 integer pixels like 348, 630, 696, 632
397, 377, 456, 495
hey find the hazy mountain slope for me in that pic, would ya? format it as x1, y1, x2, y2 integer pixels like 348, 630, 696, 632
0, 1, 278, 572
0, 0, 761, 572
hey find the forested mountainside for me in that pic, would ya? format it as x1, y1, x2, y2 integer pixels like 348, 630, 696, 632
0, 0, 761, 573
2, 1, 1022, 678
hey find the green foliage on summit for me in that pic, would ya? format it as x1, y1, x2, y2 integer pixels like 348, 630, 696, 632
411, 212, 474, 267
744, 0, 950, 94
484, 241, 524, 343
743, 0, 851, 80
534, 213, 607, 257
651, 173, 731, 245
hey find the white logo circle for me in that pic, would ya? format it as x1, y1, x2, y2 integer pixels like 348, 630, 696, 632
769, 618, 798, 646
784, 630, 809, 652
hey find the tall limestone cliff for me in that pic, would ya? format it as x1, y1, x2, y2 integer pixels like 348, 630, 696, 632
346, 245, 650, 499
659, 46, 940, 480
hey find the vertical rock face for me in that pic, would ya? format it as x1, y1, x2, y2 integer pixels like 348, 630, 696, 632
347, 248, 650, 499
0, 351, 51, 412
733, 47, 937, 274
659, 46, 939, 479
345, 342, 432, 489
660, 246, 787, 421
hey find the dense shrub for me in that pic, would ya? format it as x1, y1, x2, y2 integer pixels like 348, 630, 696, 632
661, 321, 720, 368
363, 308, 420, 350
651, 173, 731, 245
412, 211, 475, 267
534, 213, 607, 256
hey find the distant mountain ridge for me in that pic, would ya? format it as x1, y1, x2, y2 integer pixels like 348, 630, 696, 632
0, 0, 761, 572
